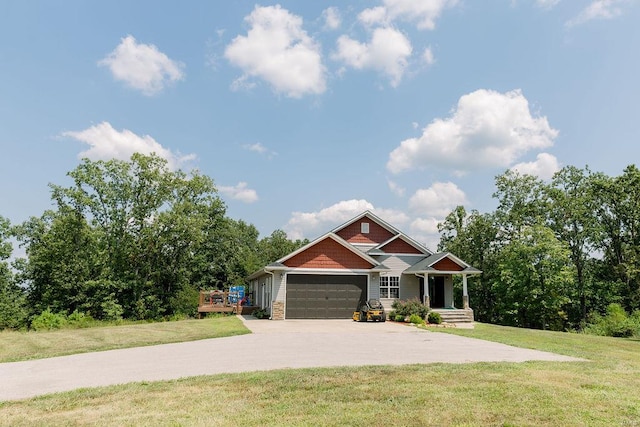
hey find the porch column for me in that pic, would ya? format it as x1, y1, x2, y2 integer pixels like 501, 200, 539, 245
423, 273, 430, 308
462, 274, 469, 309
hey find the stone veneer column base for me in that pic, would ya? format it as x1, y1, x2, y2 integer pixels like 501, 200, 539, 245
271, 301, 285, 320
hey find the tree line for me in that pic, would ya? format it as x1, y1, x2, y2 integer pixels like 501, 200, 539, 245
2, 155, 640, 331
439, 165, 640, 330
0, 154, 307, 329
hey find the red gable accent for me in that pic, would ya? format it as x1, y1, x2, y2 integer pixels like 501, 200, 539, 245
283, 237, 374, 269
335, 217, 395, 245
433, 257, 464, 271
380, 238, 423, 254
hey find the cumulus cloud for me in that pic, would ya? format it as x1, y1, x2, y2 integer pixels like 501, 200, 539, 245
62, 122, 195, 170
409, 217, 441, 251
98, 35, 185, 96
332, 27, 412, 87
359, 0, 459, 30
387, 89, 558, 175
511, 152, 561, 180
219, 182, 258, 203
566, 0, 627, 27
322, 7, 342, 30
224, 5, 326, 98
408, 182, 469, 218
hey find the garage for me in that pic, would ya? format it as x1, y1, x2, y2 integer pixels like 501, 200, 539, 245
286, 274, 367, 319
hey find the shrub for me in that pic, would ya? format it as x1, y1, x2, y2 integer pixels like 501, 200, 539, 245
409, 314, 425, 325
253, 308, 269, 319
392, 298, 429, 318
100, 295, 124, 322
394, 314, 405, 322
67, 310, 94, 328
427, 311, 442, 325
31, 309, 68, 331
584, 304, 639, 338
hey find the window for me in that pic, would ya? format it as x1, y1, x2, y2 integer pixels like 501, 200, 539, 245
361, 222, 369, 234
380, 276, 399, 299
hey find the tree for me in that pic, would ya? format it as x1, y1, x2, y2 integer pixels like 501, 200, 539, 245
545, 166, 599, 323
0, 215, 27, 329
17, 154, 228, 319
591, 165, 640, 311
496, 224, 573, 330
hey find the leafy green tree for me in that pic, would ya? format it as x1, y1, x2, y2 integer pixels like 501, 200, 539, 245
0, 216, 27, 329
496, 224, 573, 330
17, 154, 228, 319
545, 166, 599, 323
493, 170, 548, 242
591, 165, 640, 311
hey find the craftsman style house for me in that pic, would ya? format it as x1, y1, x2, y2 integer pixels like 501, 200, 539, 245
247, 211, 480, 321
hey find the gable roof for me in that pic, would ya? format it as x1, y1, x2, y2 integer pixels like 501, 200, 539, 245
404, 252, 482, 274
332, 210, 432, 255
276, 233, 379, 269
377, 234, 431, 255
331, 210, 401, 236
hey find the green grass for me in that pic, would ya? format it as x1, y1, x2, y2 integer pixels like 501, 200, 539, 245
0, 315, 250, 363
1, 323, 640, 426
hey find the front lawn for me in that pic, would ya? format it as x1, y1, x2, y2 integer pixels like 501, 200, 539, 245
0, 315, 250, 363
1, 323, 639, 425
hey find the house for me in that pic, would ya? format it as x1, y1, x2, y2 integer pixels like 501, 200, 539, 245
247, 211, 481, 321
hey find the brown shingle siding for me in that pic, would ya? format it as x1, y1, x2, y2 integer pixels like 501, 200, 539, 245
433, 257, 464, 271
283, 237, 374, 269
380, 238, 423, 254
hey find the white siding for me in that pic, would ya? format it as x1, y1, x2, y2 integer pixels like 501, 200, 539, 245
375, 255, 425, 311
369, 273, 380, 300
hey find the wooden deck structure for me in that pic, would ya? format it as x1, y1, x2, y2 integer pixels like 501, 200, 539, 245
197, 290, 258, 318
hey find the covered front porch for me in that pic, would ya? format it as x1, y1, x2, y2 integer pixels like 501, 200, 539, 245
404, 252, 481, 323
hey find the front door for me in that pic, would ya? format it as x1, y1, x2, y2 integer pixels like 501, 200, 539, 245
429, 276, 445, 308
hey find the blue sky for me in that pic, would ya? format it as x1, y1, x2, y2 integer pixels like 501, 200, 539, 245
1, 0, 639, 251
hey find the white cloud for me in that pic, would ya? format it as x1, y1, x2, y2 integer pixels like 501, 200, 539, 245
411, 217, 440, 235
566, 0, 627, 27
511, 152, 561, 180
332, 27, 412, 87
408, 182, 468, 217
98, 35, 185, 96
322, 7, 342, 30
219, 182, 258, 203
387, 89, 558, 175
388, 179, 406, 197
224, 5, 326, 98
422, 46, 435, 66
243, 142, 267, 154
358, 6, 389, 27
409, 217, 441, 252
359, 0, 459, 30
242, 142, 277, 158
536, 0, 561, 9
62, 121, 195, 170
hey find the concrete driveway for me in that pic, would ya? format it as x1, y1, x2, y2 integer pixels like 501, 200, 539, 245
0, 317, 583, 401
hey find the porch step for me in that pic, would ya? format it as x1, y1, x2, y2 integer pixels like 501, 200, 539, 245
431, 309, 474, 323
